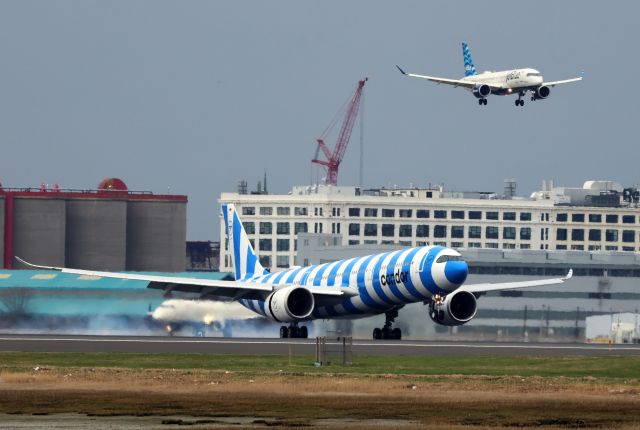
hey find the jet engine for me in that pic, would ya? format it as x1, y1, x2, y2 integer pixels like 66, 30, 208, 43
533, 85, 551, 100
472, 84, 491, 99
266, 286, 314, 322
428, 290, 477, 326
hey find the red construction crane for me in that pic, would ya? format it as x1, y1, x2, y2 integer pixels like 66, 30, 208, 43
312, 78, 367, 186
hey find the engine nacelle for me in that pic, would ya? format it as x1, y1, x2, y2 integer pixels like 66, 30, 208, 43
266, 286, 314, 322
472, 84, 491, 99
533, 85, 550, 100
428, 290, 477, 326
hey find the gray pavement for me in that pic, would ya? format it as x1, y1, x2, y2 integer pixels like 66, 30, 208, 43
0, 334, 639, 356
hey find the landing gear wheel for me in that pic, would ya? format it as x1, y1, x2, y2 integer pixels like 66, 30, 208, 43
372, 307, 404, 340
478, 99, 483, 106
392, 328, 402, 340
373, 328, 382, 340
483, 99, 487, 105
300, 326, 308, 339
280, 326, 289, 338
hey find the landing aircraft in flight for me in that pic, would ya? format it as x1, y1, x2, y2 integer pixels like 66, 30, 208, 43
19, 204, 572, 340
396, 42, 582, 106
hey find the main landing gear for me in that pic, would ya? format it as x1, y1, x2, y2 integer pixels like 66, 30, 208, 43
280, 322, 308, 339
515, 92, 525, 106
372, 307, 403, 340
478, 98, 488, 106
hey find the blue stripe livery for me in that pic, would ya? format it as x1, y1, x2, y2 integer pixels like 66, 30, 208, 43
462, 42, 477, 77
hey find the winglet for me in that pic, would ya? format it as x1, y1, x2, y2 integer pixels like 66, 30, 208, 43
563, 269, 573, 280
14, 256, 60, 271
395, 65, 407, 75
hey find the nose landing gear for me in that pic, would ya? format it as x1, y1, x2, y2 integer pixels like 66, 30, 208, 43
372, 308, 403, 340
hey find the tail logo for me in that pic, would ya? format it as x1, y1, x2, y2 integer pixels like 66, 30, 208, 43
462, 42, 477, 77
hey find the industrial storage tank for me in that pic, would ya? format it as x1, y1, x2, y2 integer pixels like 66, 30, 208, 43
126, 198, 186, 272
65, 199, 127, 270
0, 195, 5, 267
12, 197, 66, 268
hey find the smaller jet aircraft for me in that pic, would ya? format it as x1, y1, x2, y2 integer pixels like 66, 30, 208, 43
397, 42, 582, 106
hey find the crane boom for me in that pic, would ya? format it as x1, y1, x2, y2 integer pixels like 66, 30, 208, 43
312, 78, 367, 186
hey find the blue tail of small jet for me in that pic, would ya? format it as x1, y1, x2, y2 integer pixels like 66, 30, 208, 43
222, 204, 267, 280
462, 42, 477, 76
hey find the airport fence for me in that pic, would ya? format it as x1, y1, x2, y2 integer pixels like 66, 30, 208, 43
315, 336, 352, 366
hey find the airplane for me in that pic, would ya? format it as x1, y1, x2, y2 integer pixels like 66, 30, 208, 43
396, 42, 582, 106
17, 204, 573, 340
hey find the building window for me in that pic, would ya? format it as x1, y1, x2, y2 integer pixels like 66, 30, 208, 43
469, 226, 481, 239
520, 227, 531, 240
276, 239, 290, 251
556, 245, 567, 250
469, 211, 482, 220
571, 229, 584, 241
468, 242, 481, 248
606, 214, 619, 224
348, 207, 360, 217
571, 244, 584, 250
399, 209, 412, 218
260, 207, 273, 216
381, 224, 395, 237
259, 255, 271, 267
276, 222, 290, 235
486, 212, 499, 220
588, 229, 601, 241
294, 222, 308, 234
503, 227, 516, 240
346, 223, 359, 235
243, 222, 255, 235
623, 215, 635, 224
434, 210, 447, 219
416, 225, 429, 237
277, 207, 290, 216
589, 214, 602, 223
451, 242, 463, 248
486, 243, 499, 249
557, 213, 568, 222
382, 209, 395, 218
556, 228, 567, 241
276, 255, 289, 268
486, 226, 499, 239
364, 223, 377, 236
259, 222, 272, 234
364, 208, 378, 217
451, 210, 465, 220
434, 225, 447, 238
294, 207, 308, 216
259, 239, 272, 251
520, 212, 532, 221
416, 209, 430, 218
451, 226, 464, 238
503, 212, 516, 221
605, 245, 618, 251
572, 214, 585, 223
520, 244, 531, 249
348, 240, 360, 245
622, 230, 635, 243
242, 207, 255, 216
605, 229, 618, 242
399, 225, 412, 237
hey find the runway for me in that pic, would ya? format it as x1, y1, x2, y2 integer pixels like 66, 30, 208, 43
1, 334, 639, 356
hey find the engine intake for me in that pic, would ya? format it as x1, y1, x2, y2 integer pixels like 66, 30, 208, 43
266, 286, 314, 322
472, 84, 491, 99
428, 290, 477, 326
533, 85, 550, 100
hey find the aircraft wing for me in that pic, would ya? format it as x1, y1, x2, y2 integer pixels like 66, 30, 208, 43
459, 270, 572, 294
15, 257, 351, 300
396, 65, 502, 90
543, 77, 583, 87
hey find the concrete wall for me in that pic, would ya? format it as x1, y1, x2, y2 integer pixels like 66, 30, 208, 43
65, 199, 127, 270
13, 198, 66, 268
0, 197, 5, 267
126, 200, 186, 272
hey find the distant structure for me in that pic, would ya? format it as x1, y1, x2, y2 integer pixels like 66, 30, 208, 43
185, 241, 219, 271
0, 178, 187, 272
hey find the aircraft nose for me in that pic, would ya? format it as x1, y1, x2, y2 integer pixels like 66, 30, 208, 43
444, 260, 468, 286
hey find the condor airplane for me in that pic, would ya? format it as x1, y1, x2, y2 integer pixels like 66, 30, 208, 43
18, 204, 572, 340
396, 42, 582, 106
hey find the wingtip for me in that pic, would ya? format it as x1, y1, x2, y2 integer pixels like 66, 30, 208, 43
395, 64, 407, 75
563, 269, 573, 280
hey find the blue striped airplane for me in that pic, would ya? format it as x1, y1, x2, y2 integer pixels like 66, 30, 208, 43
19, 204, 572, 340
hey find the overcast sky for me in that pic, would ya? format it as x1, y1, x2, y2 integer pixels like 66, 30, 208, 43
1, 1, 637, 240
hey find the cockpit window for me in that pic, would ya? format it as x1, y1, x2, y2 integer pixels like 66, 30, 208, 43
436, 255, 463, 263
527, 72, 541, 77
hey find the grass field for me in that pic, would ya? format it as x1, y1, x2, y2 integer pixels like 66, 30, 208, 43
1, 352, 639, 429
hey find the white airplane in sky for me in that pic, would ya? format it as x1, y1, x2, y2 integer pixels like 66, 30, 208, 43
396, 42, 582, 106
18, 204, 572, 340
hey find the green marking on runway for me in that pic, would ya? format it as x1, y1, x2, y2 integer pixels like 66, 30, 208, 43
0, 352, 639, 380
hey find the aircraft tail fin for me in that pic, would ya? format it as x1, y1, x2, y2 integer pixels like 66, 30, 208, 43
462, 42, 477, 76
222, 204, 267, 280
